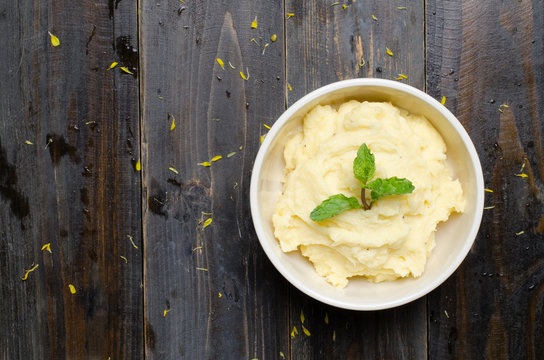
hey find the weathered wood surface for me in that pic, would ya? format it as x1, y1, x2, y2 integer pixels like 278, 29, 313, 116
139, 1, 288, 359
1, 0, 543, 358
426, 0, 544, 358
0, 0, 143, 358
285, 1, 427, 359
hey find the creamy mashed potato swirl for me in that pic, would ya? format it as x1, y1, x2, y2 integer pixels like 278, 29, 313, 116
272, 101, 465, 288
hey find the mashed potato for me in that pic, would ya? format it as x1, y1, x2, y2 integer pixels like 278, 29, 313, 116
272, 101, 465, 288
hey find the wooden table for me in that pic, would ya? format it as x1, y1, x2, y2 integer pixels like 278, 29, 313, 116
1, 0, 543, 358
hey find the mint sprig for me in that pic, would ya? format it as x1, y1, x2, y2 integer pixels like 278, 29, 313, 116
310, 143, 415, 222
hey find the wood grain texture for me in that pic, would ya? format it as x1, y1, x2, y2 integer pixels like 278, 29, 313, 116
0, 0, 142, 358
139, 0, 288, 358
426, 0, 544, 358
284, 1, 427, 359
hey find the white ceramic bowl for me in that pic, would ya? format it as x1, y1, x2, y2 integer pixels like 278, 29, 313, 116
250, 79, 484, 310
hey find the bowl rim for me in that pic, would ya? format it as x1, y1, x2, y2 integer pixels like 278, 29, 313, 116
250, 78, 484, 310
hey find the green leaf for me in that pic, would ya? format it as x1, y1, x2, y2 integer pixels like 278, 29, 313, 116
353, 143, 375, 184
310, 194, 362, 222
366, 177, 415, 201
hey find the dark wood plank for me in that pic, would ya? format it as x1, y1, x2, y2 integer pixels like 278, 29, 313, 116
0, 0, 142, 358
426, 0, 544, 358
140, 1, 288, 358
284, 1, 427, 359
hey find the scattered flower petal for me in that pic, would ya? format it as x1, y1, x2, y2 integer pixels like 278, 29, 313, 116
170, 115, 176, 130
68, 284, 76, 294
286, 13, 295, 18
211, 155, 222, 162
198, 161, 211, 167
203, 218, 213, 229
169, 167, 179, 174
227, 152, 236, 158
127, 235, 138, 249
302, 325, 311, 336
136, 160, 141, 171
120, 256, 128, 263
251, 16, 258, 29
48, 32, 60, 47
21, 264, 39, 280
108, 62, 118, 70
120, 67, 133, 74
484, 188, 493, 193
271, 34, 277, 42
386, 48, 394, 56
372, 14, 378, 21
290, 326, 298, 338
41, 243, 51, 253
25, 140, 34, 145
515, 230, 525, 236
216, 58, 225, 69
441, 96, 446, 105
163, 309, 171, 317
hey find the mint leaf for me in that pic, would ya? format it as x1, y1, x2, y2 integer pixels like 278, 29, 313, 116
353, 144, 375, 184
366, 177, 415, 201
310, 194, 362, 222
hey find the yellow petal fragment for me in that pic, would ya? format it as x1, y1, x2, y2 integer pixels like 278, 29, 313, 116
198, 161, 211, 167
228, 61, 235, 69
203, 217, 213, 229
287, 82, 292, 91
342, 4, 348, 9
300, 310, 305, 324
290, 326, 298, 338
262, 43, 270, 56
136, 160, 141, 171
302, 325, 311, 336
441, 96, 446, 105
227, 152, 236, 158
330, 1, 340, 6
196, 267, 208, 271
260, 134, 266, 144
484, 206, 495, 210
163, 309, 171, 317
386, 48, 394, 56
108, 62, 118, 70
395, 74, 408, 80
170, 115, 176, 130
271, 34, 277, 42
516, 230, 525, 236
325, 313, 329, 324
500, 103, 509, 108
444, 310, 449, 318
169, 167, 179, 174
397, 6, 407, 10
48, 32, 60, 47
211, 155, 222, 162
218, 292, 222, 298
251, 16, 258, 29
202, 211, 212, 215
372, 14, 378, 21
21, 264, 39, 280
240, 68, 250, 80
216, 58, 225, 69
286, 13, 295, 18
263, 124, 271, 130
120, 67, 133, 74
484, 188, 493, 193
25, 140, 34, 145
41, 243, 51, 253
120, 256, 128, 263
280, 352, 285, 359
239, 146, 243, 150
515, 173, 528, 178
127, 235, 138, 249
68, 284, 76, 294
